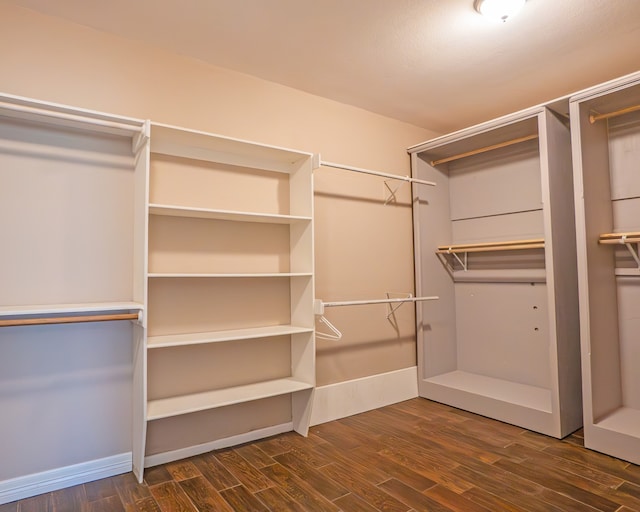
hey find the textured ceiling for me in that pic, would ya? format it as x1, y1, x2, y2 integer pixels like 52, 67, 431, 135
5, 0, 640, 132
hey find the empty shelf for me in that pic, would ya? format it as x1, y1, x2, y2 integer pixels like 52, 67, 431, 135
452, 269, 546, 283
425, 371, 552, 413
0, 301, 143, 317
149, 204, 311, 224
148, 325, 314, 349
147, 378, 313, 420
595, 407, 640, 438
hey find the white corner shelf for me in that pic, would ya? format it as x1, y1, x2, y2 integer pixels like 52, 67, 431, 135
147, 325, 314, 349
147, 378, 314, 421
149, 203, 311, 224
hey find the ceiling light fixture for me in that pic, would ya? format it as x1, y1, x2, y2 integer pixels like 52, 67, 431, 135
474, 0, 526, 22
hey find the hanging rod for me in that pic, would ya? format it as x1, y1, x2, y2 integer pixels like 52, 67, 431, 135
437, 238, 544, 254
599, 232, 640, 244
590, 104, 640, 124
0, 312, 141, 328
321, 296, 438, 308
319, 159, 436, 187
430, 134, 538, 166
0, 100, 145, 136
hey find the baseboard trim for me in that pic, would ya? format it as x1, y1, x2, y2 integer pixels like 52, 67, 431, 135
310, 366, 419, 426
144, 422, 294, 468
0, 453, 131, 505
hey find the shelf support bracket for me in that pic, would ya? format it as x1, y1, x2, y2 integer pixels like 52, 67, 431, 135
449, 250, 468, 272
621, 235, 640, 269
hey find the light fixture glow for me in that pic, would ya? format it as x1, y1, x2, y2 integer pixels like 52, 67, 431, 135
474, 0, 526, 22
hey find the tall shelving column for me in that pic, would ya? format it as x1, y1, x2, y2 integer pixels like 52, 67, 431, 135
140, 123, 315, 473
409, 105, 582, 438
0, 93, 149, 495
570, 71, 640, 464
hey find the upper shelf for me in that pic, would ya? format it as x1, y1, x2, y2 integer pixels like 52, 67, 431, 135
149, 203, 311, 224
437, 238, 545, 254
148, 272, 312, 278
150, 123, 312, 174
0, 301, 143, 318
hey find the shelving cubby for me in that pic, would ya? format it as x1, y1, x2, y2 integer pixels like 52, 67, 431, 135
570, 72, 640, 464
409, 105, 582, 438
0, 93, 149, 489
141, 123, 315, 470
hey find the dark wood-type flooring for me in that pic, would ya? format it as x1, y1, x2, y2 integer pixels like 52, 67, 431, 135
3, 398, 640, 511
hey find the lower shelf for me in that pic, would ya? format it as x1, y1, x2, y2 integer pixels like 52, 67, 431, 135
424, 371, 552, 412
595, 406, 640, 437
147, 378, 313, 420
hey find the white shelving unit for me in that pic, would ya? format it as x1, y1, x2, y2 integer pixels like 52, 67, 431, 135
138, 123, 315, 475
570, 71, 640, 464
0, 94, 148, 494
409, 104, 582, 438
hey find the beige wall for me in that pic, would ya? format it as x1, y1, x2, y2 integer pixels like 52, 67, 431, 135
0, 2, 438, 386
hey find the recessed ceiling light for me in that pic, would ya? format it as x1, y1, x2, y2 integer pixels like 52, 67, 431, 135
474, 0, 526, 22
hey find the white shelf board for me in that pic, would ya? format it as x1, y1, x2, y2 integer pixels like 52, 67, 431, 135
615, 268, 640, 277
147, 378, 313, 420
425, 370, 552, 413
595, 407, 640, 437
148, 204, 311, 224
150, 123, 312, 174
0, 301, 144, 318
148, 325, 314, 349
147, 272, 312, 278
452, 269, 546, 283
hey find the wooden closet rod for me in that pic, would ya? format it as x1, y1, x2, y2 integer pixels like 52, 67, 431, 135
599, 232, 640, 244
0, 312, 140, 328
589, 104, 640, 124
430, 134, 538, 166
437, 238, 544, 254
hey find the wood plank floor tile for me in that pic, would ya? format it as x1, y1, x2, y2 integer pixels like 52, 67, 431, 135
114, 474, 152, 508
332, 493, 379, 512
219, 485, 269, 512
260, 463, 340, 512
321, 462, 410, 512
85, 477, 119, 502
493, 458, 621, 512
164, 461, 201, 482
233, 443, 277, 469
214, 449, 274, 493
142, 466, 173, 487
348, 446, 437, 492
191, 452, 240, 491
86, 495, 125, 512
124, 497, 161, 512
178, 476, 233, 512
273, 451, 349, 501
312, 440, 390, 483
254, 486, 308, 512
423, 484, 493, 512
0, 502, 17, 512
148, 481, 197, 512
50, 483, 87, 512
378, 478, 454, 512
15, 493, 50, 512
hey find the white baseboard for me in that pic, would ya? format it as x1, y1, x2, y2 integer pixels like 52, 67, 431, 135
310, 366, 418, 426
144, 422, 293, 468
0, 453, 131, 505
